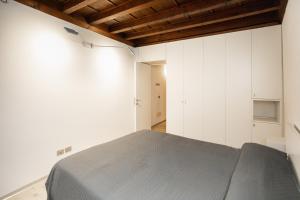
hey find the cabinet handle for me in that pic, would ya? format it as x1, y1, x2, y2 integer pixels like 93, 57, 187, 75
253, 123, 256, 127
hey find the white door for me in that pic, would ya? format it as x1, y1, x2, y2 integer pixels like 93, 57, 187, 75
166, 41, 184, 136
226, 31, 252, 148
136, 63, 151, 131
202, 35, 227, 145
183, 38, 203, 140
252, 25, 282, 100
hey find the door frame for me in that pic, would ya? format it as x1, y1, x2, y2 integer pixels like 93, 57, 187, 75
135, 60, 167, 131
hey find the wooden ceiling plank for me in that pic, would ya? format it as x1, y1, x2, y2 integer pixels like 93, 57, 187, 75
279, 0, 288, 21
64, 0, 99, 14
88, 0, 159, 25
134, 12, 279, 46
126, 1, 280, 40
15, 0, 134, 46
110, 0, 249, 34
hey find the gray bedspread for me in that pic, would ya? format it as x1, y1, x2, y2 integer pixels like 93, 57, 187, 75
46, 130, 240, 200
46, 131, 300, 200
225, 143, 300, 200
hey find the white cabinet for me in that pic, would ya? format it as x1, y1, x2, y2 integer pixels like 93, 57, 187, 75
226, 31, 252, 148
252, 122, 282, 145
183, 38, 203, 140
162, 26, 282, 148
137, 44, 166, 62
252, 25, 283, 146
252, 100, 282, 145
202, 35, 227, 145
252, 25, 282, 100
166, 42, 184, 136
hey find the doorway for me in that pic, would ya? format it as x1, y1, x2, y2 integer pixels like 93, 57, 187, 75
136, 61, 166, 133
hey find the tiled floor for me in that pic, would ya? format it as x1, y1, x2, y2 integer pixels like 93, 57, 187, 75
5, 178, 47, 200
151, 121, 166, 133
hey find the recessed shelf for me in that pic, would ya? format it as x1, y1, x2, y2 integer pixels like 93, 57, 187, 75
253, 100, 280, 123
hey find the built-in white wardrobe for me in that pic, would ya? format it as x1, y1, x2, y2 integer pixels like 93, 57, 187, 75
251, 26, 283, 146
136, 25, 283, 148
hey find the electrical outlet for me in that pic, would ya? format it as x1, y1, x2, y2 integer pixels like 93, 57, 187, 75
56, 149, 65, 156
65, 146, 72, 153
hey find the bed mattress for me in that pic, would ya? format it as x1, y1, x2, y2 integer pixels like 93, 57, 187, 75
225, 143, 300, 200
46, 130, 300, 200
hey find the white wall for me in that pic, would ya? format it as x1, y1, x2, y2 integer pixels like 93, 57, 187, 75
0, 1, 135, 197
151, 65, 166, 126
282, 0, 300, 181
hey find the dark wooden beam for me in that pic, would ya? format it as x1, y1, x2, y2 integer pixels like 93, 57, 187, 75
279, 0, 288, 21
15, 0, 134, 46
63, 0, 98, 14
110, 0, 248, 34
126, 0, 280, 40
88, 0, 158, 25
134, 12, 279, 47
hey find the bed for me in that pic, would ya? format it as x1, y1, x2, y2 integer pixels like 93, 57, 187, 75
46, 130, 300, 200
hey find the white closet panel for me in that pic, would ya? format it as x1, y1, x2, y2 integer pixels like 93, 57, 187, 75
226, 31, 252, 148
252, 25, 282, 100
183, 38, 203, 140
252, 122, 282, 145
166, 41, 184, 136
137, 44, 166, 62
202, 35, 226, 145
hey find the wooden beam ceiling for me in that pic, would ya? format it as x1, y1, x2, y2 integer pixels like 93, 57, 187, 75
125, 1, 281, 40
133, 12, 280, 46
110, 0, 249, 34
15, 0, 287, 47
63, 0, 98, 14
14, 0, 134, 46
279, 0, 288, 20
88, 0, 159, 25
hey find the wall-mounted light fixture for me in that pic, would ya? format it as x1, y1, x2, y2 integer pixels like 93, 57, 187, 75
64, 27, 135, 56
64, 27, 79, 36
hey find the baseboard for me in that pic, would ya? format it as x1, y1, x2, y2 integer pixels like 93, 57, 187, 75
0, 176, 47, 200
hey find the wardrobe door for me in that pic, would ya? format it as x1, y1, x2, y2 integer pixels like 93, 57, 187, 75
252, 122, 282, 145
252, 25, 282, 100
166, 41, 184, 136
137, 44, 166, 62
202, 35, 226, 145
226, 31, 252, 148
183, 38, 203, 140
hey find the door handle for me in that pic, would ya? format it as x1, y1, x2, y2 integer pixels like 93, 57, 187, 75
135, 98, 142, 105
